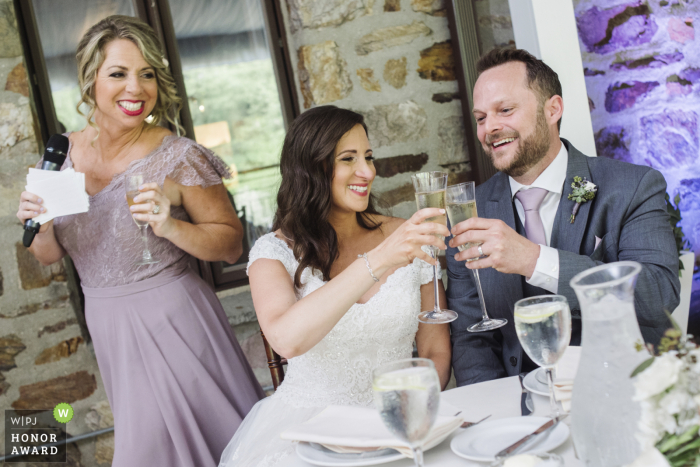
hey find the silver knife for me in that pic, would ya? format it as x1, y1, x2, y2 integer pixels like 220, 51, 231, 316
495, 417, 561, 459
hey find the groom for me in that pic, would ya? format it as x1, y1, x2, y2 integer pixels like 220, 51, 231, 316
447, 48, 681, 386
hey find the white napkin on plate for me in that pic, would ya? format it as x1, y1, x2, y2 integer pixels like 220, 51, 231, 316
280, 405, 463, 458
552, 346, 581, 412
26, 168, 89, 224
442, 375, 522, 420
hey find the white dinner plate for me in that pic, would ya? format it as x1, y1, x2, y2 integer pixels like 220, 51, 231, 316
296, 442, 405, 466
523, 368, 549, 396
450, 416, 570, 462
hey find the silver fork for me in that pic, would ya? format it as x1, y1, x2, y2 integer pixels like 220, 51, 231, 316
454, 412, 492, 428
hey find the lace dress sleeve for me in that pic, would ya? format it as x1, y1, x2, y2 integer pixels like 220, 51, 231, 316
414, 245, 442, 285
246, 233, 298, 278
155, 137, 231, 188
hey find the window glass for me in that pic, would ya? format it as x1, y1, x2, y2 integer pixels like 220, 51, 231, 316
169, 0, 284, 248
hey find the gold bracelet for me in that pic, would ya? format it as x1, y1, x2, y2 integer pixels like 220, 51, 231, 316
358, 252, 380, 282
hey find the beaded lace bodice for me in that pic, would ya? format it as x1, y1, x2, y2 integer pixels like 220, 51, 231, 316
45, 135, 230, 288
248, 232, 441, 408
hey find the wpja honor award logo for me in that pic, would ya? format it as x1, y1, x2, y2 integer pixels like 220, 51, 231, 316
53, 403, 74, 423
3, 403, 70, 463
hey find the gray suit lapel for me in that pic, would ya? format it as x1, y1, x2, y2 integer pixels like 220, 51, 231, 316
550, 140, 593, 254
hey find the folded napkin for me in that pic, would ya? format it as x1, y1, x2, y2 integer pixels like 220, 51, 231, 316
443, 375, 522, 420
280, 405, 463, 458
552, 346, 581, 412
26, 168, 90, 224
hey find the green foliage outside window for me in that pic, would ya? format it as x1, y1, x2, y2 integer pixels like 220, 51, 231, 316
184, 59, 285, 172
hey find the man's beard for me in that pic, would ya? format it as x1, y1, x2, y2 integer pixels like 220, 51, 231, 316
485, 108, 551, 178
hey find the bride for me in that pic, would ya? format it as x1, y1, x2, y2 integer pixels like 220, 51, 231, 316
219, 105, 452, 466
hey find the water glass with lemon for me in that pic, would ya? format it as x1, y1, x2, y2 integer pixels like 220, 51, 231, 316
372, 358, 440, 467
514, 295, 572, 418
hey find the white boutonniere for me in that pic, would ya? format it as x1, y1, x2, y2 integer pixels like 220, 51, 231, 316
567, 176, 597, 223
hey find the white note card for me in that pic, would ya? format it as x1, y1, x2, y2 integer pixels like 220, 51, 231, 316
26, 168, 90, 224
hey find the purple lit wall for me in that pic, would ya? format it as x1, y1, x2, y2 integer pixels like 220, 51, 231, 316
573, 0, 700, 335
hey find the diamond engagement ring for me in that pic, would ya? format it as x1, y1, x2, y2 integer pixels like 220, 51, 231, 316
478, 245, 484, 257
152, 204, 161, 215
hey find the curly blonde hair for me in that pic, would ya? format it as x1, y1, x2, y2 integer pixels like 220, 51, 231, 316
75, 15, 183, 135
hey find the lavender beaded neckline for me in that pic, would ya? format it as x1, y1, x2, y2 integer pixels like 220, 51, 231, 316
52, 134, 231, 288
64, 133, 179, 199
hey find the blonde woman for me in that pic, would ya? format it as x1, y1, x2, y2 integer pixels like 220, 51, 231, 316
16, 15, 263, 467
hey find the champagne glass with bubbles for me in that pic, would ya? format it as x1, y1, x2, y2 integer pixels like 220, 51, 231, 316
373, 358, 440, 467
514, 295, 571, 418
411, 172, 457, 324
446, 182, 508, 332
125, 173, 159, 266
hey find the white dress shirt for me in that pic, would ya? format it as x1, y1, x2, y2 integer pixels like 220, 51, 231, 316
508, 142, 568, 293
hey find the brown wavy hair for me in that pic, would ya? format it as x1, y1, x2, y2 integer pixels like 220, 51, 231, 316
273, 106, 382, 288
75, 15, 183, 137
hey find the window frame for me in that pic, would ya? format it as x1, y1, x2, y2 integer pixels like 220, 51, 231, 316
15, 0, 298, 291
445, 0, 498, 184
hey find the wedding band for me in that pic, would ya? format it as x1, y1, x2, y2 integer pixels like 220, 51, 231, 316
152, 204, 160, 215
478, 245, 484, 257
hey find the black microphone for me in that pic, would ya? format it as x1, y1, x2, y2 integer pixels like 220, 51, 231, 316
23, 134, 70, 248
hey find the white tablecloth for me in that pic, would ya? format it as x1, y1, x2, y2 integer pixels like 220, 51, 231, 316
288, 375, 583, 466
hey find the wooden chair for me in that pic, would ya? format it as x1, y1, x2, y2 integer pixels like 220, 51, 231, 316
260, 330, 287, 390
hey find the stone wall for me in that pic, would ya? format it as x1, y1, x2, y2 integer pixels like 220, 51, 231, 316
281, 0, 472, 219
573, 0, 700, 329
0, 1, 111, 465
217, 285, 272, 389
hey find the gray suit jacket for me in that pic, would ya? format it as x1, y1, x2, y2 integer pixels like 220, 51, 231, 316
448, 140, 681, 386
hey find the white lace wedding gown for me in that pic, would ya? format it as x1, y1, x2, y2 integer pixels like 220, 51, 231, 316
218, 232, 441, 466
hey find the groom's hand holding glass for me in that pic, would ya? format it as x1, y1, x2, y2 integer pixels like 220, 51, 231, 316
449, 217, 540, 277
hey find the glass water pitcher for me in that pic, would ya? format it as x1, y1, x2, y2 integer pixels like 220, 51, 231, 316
569, 261, 651, 466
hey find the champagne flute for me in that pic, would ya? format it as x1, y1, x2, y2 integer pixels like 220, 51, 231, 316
411, 172, 457, 324
372, 358, 440, 467
514, 295, 572, 418
445, 182, 507, 332
125, 174, 159, 266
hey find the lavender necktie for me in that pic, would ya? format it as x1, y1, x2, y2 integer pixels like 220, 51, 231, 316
515, 188, 548, 246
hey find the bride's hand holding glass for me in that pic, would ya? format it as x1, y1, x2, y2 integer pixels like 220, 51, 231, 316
368, 208, 450, 273
128, 181, 174, 238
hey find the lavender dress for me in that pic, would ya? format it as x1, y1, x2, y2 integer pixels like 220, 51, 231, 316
47, 135, 265, 467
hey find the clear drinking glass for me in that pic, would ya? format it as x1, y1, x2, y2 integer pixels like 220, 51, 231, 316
373, 358, 440, 467
411, 172, 457, 324
446, 182, 508, 332
125, 174, 159, 266
514, 295, 571, 418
